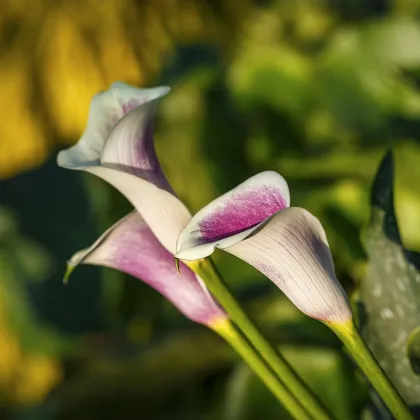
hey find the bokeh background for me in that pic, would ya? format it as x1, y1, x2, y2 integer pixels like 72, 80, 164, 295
1, 0, 420, 419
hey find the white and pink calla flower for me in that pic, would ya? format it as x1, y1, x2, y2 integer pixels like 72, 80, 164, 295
176, 172, 352, 325
66, 212, 225, 326
58, 82, 226, 326
57, 82, 190, 254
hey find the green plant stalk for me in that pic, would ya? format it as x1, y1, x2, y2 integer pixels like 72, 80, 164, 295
213, 318, 311, 420
189, 257, 333, 420
329, 320, 413, 420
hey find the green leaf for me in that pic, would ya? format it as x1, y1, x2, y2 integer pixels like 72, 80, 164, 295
359, 150, 420, 406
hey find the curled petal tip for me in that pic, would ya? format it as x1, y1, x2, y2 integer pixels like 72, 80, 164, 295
63, 248, 89, 285
63, 263, 75, 285
56, 82, 171, 173
109, 82, 171, 100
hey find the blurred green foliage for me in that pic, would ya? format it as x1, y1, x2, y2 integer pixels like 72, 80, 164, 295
1, 0, 420, 419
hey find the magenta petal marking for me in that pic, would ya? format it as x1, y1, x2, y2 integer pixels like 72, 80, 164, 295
199, 186, 287, 243
84, 213, 226, 326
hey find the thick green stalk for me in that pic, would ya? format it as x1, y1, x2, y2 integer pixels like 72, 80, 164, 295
330, 321, 413, 420
213, 319, 311, 420
190, 258, 333, 420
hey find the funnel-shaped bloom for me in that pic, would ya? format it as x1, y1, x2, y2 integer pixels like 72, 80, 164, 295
67, 212, 225, 326
58, 82, 189, 254
58, 82, 226, 326
176, 172, 352, 324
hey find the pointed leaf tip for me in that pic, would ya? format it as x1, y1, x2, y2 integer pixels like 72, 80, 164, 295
63, 263, 75, 285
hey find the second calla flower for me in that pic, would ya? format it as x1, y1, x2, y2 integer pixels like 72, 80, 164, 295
176, 172, 352, 325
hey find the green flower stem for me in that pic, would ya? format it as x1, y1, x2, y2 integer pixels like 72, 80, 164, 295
213, 319, 311, 420
329, 320, 413, 420
190, 258, 333, 420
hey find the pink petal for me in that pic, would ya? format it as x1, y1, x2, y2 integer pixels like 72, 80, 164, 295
69, 212, 226, 326
85, 166, 190, 255
176, 171, 289, 260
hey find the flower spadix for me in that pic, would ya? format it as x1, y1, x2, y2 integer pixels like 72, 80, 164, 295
176, 172, 352, 325
58, 82, 226, 326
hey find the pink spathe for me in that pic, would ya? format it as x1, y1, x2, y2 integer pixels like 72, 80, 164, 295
70, 213, 225, 326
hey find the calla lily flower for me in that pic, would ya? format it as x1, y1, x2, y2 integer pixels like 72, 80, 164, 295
66, 211, 225, 326
176, 172, 352, 325
57, 82, 190, 254
57, 82, 226, 326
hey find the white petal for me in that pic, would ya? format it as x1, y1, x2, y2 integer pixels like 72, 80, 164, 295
224, 207, 352, 324
100, 95, 172, 190
57, 83, 185, 252
176, 171, 289, 260
84, 166, 191, 254
57, 82, 169, 181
